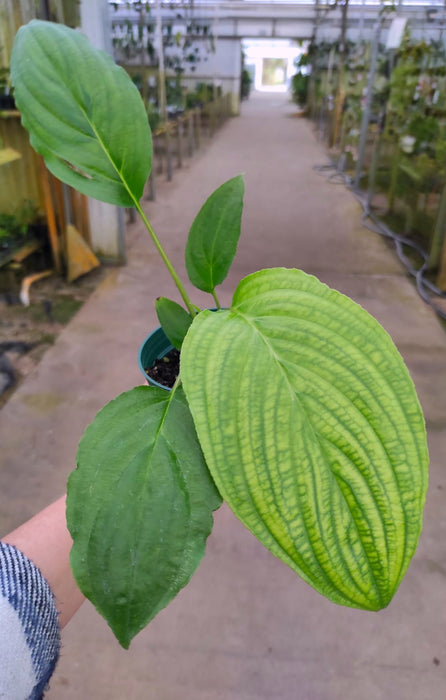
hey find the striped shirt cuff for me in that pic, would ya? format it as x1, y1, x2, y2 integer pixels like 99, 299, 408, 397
0, 542, 61, 699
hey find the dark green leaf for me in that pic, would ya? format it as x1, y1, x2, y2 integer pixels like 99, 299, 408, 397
185, 175, 244, 293
181, 268, 429, 611
155, 297, 193, 349
67, 385, 221, 648
11, 20, 151, 207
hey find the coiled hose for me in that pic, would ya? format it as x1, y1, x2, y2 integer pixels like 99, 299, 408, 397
314, 160, 446, 321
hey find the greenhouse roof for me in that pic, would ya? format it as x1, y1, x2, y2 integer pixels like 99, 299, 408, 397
109, 1, 446, 6
109, 0, 446, 42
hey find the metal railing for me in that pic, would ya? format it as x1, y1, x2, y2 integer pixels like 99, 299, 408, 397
144, 94, 232, 201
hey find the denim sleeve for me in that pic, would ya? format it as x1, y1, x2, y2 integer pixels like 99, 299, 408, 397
0, 541, 61, 700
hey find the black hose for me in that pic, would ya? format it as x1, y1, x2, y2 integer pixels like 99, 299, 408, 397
314, 161, 446, 320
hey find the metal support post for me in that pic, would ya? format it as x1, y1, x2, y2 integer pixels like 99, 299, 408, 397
176, 122, 183, 169
354, 21, 381, 190
188, 113, 195, 157
165, 131, 172, 182
428, 184, 446, 271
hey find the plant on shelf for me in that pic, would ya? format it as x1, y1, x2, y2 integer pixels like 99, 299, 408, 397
240, 69, 252, 100
0, 60, 14, 110
0, 200, 39, 249
145, 100, 161, 132
184, 89, 200, 109
291, 52, 310, 108
11, 21, 428, 649
290, 71, 309, 108
110, 3, 215, 115
0, 64, 8, 93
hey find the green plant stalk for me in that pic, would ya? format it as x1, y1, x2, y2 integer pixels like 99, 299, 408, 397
211, 289, 221, 309
84, 114, 194, 317
132, 199, 197, 317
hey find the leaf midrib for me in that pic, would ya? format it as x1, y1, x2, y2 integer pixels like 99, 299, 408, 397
206, 200, 233, 290
36, 33, 136, 199
20, 57, 132, 193
121, 385, 183, 637
231, 307, 388, 606
236, 304, 416, 592
81, 110, 136, 201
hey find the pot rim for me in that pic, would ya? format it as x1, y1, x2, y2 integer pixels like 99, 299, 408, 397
138, 326, 174, 391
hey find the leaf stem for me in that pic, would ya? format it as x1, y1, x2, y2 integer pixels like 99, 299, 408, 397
132, 199, 196, 317
171, 374, 182, 394
211, 289, 221, 310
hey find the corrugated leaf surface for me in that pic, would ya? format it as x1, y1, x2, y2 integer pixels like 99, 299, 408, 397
181, 268, 428, 610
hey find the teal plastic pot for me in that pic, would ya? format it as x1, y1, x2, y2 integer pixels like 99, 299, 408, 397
138, 310, 220, 390
138, 326, 173, 391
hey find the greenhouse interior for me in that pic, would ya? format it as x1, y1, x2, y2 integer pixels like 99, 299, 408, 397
0, 2, 445, 699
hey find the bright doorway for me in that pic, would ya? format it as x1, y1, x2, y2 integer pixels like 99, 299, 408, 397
242, 39, 306, 93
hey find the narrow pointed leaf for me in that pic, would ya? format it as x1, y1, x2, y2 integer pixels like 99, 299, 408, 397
67, 385, 221, 648
155, 297, 193, 349
11, 20, 151, 206
181, 268, 429, 611
185, 175, 245, 293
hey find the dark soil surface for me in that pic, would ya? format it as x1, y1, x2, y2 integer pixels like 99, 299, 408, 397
145, 348, 180, 389
0, 267, 106, 407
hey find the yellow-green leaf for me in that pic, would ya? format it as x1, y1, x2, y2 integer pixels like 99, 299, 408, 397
181, 268, 428, 610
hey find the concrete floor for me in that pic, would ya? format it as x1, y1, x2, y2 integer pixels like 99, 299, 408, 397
1, 92, 446, 699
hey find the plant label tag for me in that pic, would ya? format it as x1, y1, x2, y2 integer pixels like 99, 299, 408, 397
386, 17, 407, 50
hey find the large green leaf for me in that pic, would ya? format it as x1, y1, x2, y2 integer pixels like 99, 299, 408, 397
66, 385, 221, 648
11, 20, 151, 207
185, 175, 245, 293
181, 268, 428, 610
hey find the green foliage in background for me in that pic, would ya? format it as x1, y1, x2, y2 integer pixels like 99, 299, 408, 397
291, 72, 309, 107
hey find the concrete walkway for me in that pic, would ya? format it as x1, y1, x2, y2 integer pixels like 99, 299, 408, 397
1, 92, 445, 699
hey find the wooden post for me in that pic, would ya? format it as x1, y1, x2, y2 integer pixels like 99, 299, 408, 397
147, 170, 156, 201
388, 145, 401, 214
429, 184, 446, 271
38, 158, 61, 273
437, 237, 446, 291
331, 85, 345, 149
155, 0, 167, 124
209, 103, 214, 136
194, 109, 201, 150
165, 129, 172, 181
176, 120, 183, 168
51, 176, 66, 239
146, 143, 156, 201
126, 207, 137, 223
79, 193, 91, 244
154, 133, 163, 176
188, 112, 194, 157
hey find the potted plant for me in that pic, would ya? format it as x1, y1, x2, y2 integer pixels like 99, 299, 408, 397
0, 200, 39, 259
0, 64, 14, 110
11, 21, 428, 650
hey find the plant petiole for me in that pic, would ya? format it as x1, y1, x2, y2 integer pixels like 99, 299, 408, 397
132, 198, 197, 317
211, 289, 221, 310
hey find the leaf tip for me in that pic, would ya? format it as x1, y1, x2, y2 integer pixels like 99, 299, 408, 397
113, 624, 133, 650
